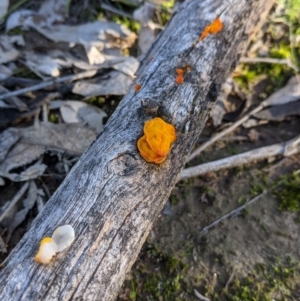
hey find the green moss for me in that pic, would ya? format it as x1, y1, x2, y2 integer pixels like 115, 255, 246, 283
112, 15, 140, 33
120, 245, 187, 301
251, 182, 265, 196
216, 255, 300, 301
275, 171, 300, 214
13, 67, 40, 79
129, 280, 138, 301
48, 113, 58, 124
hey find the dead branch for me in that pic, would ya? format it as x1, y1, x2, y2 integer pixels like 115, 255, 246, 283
181, 135, 300, 181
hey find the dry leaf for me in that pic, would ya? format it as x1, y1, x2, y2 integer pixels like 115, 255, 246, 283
263, 76, 300, 107
255, 101, 300, 121
23, 52, 61, 78
112, 57, 139, 78
0, 65, 13, 81
0, 123, 96, 182
0, 128, 20, 163
133, 3, 156, 57
0, 35, 24, 64
72, 70, 134, 97
50, 100, 107, 133
0, 0, 9, 21
9, 181, 38, 234
19, 122, 97, 155
6, 0, 68, 32
35, 21, 136, 53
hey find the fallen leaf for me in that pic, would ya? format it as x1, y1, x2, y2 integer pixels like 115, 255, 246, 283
162, 199, 172, 216
23, 52, 61, 78
133, 3, 157, 57
255, 101, 300, 121
35, 21, 136, 54
50, 100, 107, 133
6, 0, 68, 32
0, 128, 20, 163
263, 76, 300, 107
0, 65, 13, 81
0, 123, 96, 182
0, 35, 24, 64
0, 0, 9, 21
19, 122, 97, 155
72, 70, 134, 97
9, 181, 38, 234
112, 57, 139, 78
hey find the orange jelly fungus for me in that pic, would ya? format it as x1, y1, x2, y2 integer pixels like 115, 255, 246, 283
137, 117, 176, 164
175, 75, 184, 84
134, 84, 141, 92
197, 17, 223, 42
174, 66, 190, 85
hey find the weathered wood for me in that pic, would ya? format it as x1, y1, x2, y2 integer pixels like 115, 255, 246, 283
0, 0, 273, 300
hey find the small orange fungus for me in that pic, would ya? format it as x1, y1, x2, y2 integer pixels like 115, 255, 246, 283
137, 117, 176, 164
174, 66, 190, 85
134, 84, 141, 92
175, 68, 184, 75
195, 17, 223, 45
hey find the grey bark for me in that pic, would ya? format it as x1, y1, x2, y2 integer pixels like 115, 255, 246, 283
0, 0, 273, 300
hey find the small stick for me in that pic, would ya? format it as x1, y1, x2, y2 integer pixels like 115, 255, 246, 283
0, 182, 29, 223
0, 70, 97, 100
194, 289, 211, 301
100, 3, 133, 19
198, 170, 300, 237
187, 104, 264, 162
198, 189, 268, 237
240, 57, 298, 71
181, 135, 300, 181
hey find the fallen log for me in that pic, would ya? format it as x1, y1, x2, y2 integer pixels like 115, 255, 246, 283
0, 0, 273, 300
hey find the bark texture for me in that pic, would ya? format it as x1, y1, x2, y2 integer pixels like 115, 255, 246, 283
0, 0, 273, 300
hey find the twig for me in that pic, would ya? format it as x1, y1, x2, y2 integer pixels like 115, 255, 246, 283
181, 135, 300, 181
199, 189, 267, 237
198, 170, 300, 237
224, 270, 235, 291
197, 136, 248, 143
187, 104, 264, 162
100, 3, 133, 19
0, 182, 29, 223
194, 289, 211, 301
240, 57, 298, 71
0, 70, 97, 100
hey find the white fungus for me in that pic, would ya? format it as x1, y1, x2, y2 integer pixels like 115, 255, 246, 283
52, 225, 75, 252
34, 225, 75, 264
